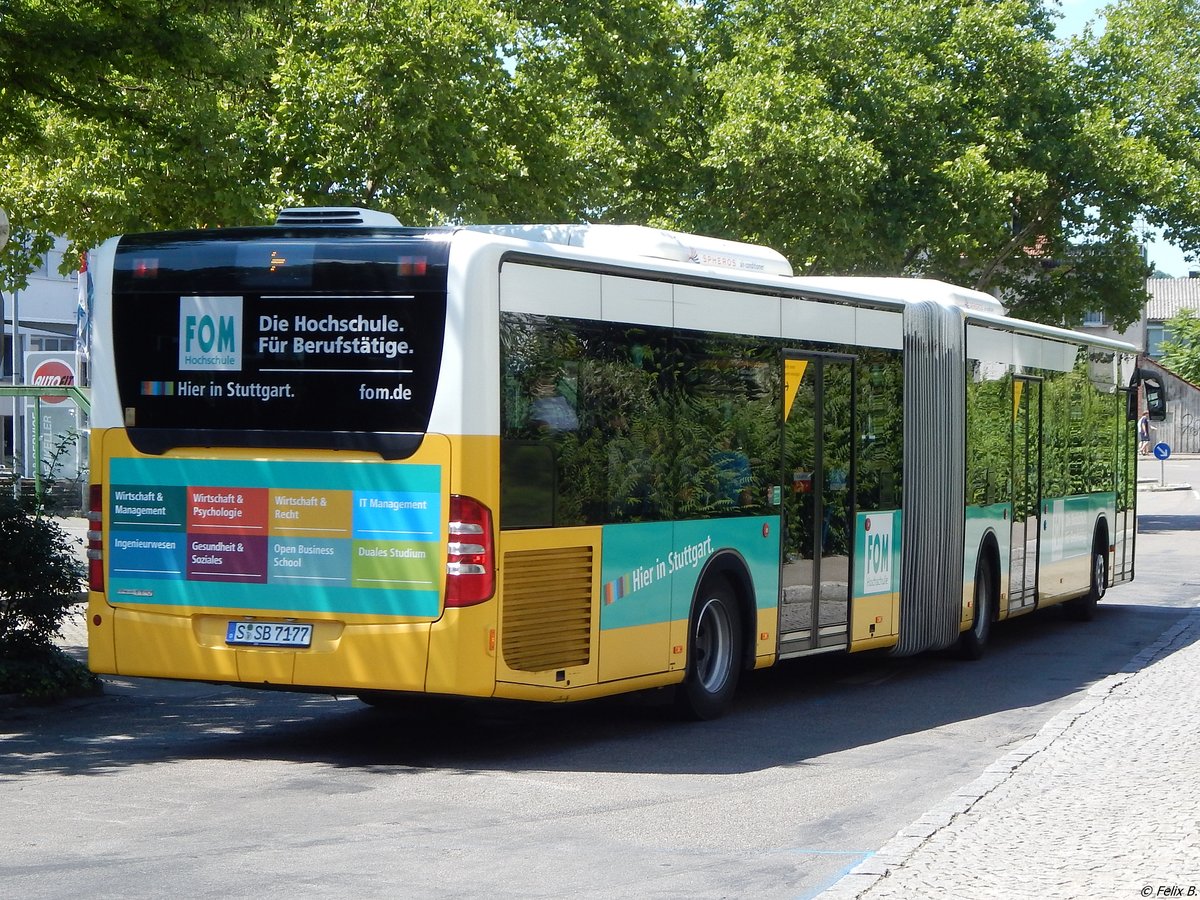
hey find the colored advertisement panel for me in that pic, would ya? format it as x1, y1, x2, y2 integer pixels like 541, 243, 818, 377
600, 517, 781, 631
107, 457, 443, 617
853, 510, 902, 597
267, 538, 351, 586
270, 489, 353, 538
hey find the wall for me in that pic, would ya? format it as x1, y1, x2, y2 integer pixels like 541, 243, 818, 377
1138, 356, 1200, 454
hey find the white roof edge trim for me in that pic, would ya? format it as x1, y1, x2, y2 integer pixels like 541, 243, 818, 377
461, 223, 793, 277
966, 308, 1138, 354
789, 276, 1005, 315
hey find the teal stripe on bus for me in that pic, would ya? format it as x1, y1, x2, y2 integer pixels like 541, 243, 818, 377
599, 517, 780, 631
110, 456, 441, 492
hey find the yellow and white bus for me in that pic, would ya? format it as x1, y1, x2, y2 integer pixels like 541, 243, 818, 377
86, 208, 1154, 717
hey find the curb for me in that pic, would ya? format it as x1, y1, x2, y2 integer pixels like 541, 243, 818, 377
817, 600, 1200, 899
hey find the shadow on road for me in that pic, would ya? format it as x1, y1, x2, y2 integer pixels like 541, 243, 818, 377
2, 600, 1195, 781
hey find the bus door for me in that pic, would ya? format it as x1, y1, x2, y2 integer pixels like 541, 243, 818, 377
780, 353, 855, 654
1112, 386, 1137, 583
1009, 376, 1043, 611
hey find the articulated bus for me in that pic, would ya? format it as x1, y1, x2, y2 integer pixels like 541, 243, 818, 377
86, 207, 1153, 718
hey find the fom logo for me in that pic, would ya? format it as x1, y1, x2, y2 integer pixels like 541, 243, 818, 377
178, 296, 243, 372
862, 513, 895, 595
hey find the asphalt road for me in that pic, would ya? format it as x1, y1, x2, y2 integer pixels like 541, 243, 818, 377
2, 458, 1197, 899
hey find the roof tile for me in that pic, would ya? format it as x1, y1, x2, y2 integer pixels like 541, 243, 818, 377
1145, 277, 1200, 321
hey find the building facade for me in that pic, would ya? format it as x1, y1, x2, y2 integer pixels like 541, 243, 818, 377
1, 236, 84, 470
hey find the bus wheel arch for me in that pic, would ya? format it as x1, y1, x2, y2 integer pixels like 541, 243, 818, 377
700, 552, 757, 670
956, 533, 999, 660
1066, 519, 1109, 622
675, 555, 750, 720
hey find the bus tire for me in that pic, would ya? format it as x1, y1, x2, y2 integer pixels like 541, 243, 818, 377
675, 577, 743, 720
1066, 538, 1107, 622
955, 555, 994, 660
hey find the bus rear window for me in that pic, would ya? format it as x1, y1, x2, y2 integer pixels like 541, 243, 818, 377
112, 230, 450, 457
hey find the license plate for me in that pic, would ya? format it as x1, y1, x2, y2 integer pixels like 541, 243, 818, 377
226, 621, 313, 648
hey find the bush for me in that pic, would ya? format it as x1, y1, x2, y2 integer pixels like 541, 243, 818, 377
0, 642, 101, 702
0, 487, 98, 701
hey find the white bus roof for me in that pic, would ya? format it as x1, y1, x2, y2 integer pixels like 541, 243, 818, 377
272, 209, 1137, 354
463, 223, 795, 278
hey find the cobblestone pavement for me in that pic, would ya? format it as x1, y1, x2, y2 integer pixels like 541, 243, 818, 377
820, 605, 1200, 900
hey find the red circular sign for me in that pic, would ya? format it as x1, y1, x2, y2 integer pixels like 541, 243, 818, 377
30, 359, 75, 404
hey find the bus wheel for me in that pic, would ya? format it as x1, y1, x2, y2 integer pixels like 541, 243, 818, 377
1066, 541, 1107, 622
955, 556, 994, 660
675, 578, 743, 720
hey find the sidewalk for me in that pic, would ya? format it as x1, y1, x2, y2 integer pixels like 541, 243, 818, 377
820, 604, 1200, 900
54, 516, 90, 651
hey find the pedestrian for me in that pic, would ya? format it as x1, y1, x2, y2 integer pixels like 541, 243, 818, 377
1138, 410, 1154, 455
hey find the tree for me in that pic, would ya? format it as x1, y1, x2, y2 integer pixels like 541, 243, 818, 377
1074, 0, 1200, 263
2, 0, 678, 286
662, 0, 1172, 327
0, 0, 276, 289
3, 0, 1200, 329
1159, 309, 1200, 384
0, 0, 246, 143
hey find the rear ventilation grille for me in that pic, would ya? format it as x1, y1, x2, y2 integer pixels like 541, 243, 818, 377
275, 207, 400, 227
502, 546, 593, 672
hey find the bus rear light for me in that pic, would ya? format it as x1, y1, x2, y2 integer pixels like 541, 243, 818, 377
132, 257, 158, 278
88, 483, 104, 592
445, 494, 495, 607
398, 256, 427, 277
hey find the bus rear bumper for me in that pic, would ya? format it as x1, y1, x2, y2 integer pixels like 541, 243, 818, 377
87, 596, 433, 692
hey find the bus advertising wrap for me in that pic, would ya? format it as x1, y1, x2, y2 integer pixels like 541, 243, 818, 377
106, 457, 444, 618
112, 231, 449, 455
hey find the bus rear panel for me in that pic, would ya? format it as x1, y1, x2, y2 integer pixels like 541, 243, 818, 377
87, 227, 498, 696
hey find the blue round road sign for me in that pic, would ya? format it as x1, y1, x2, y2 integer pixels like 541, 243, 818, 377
1153, 442, 1172, 460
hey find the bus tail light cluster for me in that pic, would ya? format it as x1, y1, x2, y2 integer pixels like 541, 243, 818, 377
445, 495, 495, 607
88, 483, 104, 592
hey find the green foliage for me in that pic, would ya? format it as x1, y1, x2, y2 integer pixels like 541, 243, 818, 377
1159, 309, 1200, 384
0, 483, 96, 701
681, 0, 1167, 324
0, 642, 100, 702
1073, 0, 1200, 259
2, 0, 1199, 322
0, 489, 86, 657
0, 0, 248, 143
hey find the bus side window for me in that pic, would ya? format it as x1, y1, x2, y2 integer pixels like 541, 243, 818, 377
857, 352, 903, 512
500, 441, 557, 529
